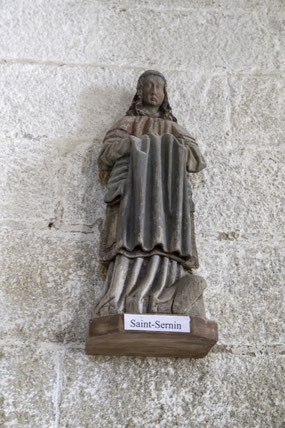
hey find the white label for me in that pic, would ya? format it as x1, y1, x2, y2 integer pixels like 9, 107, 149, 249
124, 314, 190, 333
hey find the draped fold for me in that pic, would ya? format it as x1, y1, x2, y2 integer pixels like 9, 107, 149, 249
104, 156, 130, 205
94, 254, 187, 316
115, 133, 192, 258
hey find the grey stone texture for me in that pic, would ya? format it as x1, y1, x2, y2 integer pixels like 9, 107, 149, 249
1, 0, 284, 72
0, 0, 284, 426
0, 342, 58, 427
58, 350, 285, 428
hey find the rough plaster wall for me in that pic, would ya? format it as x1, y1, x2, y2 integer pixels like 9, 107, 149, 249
0, 0, 284, 426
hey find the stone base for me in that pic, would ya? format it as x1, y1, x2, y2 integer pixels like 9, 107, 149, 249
85, 314, 218, 358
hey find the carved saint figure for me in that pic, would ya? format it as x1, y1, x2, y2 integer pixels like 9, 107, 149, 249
94, 70, 207, 317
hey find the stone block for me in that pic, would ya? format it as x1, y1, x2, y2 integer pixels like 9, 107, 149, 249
197, 240, 285, 346
0, 229, 103, 344
59, 141, 106, 227
191, 146, 285, 236
217, 0, 284, 11
0, 139, 59, 224
267, 12, 285, 65
0, 64, 135, 141
0, 342, 56, 427
0, 1, 281, 72
229, 74, 285, 147
58, 348, 285, 427
169, 73, 228, 148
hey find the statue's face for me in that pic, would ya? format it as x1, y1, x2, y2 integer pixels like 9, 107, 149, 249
142, 75, 165, 108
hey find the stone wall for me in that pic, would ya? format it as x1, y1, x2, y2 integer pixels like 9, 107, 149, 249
1, 1, 284, 427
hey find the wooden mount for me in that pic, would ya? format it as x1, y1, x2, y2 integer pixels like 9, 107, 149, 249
86, 314, 218, 358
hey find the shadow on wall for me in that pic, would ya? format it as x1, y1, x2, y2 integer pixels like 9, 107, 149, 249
71, 83, 133, 229
52, 85, 133, 344
77, 85, 133, 140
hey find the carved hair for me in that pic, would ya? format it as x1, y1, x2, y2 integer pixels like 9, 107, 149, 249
126, 70, 177, 122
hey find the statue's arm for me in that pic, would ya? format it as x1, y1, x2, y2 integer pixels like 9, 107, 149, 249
98, 127, 131, 173
183, 135, 206, 173
172, 123, 206, 173
98, 118, 132, 191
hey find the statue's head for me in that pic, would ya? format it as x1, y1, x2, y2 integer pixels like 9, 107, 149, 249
126, 70, 177, 122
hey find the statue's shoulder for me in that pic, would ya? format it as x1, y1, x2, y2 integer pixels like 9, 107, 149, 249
171, 121, 196, 142
109, 115, 135, 133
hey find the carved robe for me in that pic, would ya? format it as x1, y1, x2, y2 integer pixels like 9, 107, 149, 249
95, 115, 206, 316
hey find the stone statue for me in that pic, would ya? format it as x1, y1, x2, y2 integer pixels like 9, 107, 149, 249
94, 70, 207, 318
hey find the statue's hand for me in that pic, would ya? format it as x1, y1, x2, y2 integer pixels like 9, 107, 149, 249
99, 170, 110, 185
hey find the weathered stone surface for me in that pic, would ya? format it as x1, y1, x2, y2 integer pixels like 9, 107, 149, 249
192, 146, 285, 236
0, 342, 57, 427
0, 64, 133, 141
198, 240, 285, 345
217, 0, 284, 11
0, 139, 60, 224
0, 1, 281, 72
59, 349, 285, 428
170, 72, 228, 147
0, 136, 105, 228
0, 229, 103, 343
58, 141, 106, 227
267, 12, 285, 60
229, 74, 285, 147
